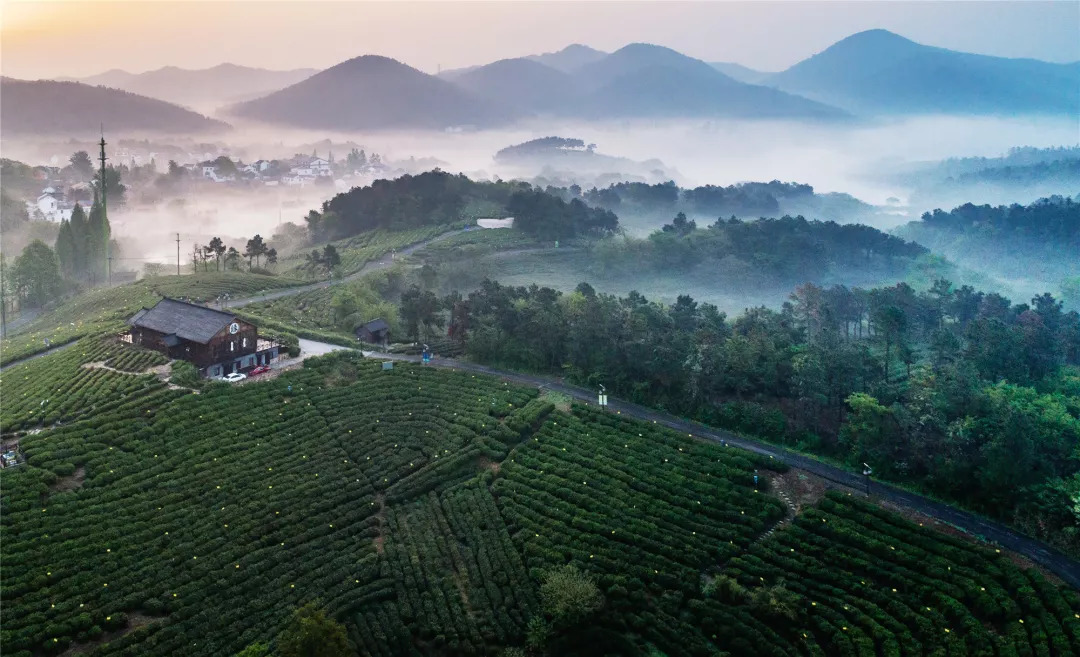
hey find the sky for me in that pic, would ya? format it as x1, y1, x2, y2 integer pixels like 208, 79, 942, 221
2, 0, 1078, 80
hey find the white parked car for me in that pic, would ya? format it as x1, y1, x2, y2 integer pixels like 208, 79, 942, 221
223, 372, 247, 382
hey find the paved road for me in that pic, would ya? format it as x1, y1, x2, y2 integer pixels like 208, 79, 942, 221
220, 229, 468, 310
0, 340, 78, 374
339, 345, 1080, 590
2, 308, 43, 336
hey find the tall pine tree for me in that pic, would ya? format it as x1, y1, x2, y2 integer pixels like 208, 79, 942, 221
55, 215, 76, 279
86, 192, 111, 284
67, 202, 89, 280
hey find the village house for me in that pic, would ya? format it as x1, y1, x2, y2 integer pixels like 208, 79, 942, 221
126, 298, 279, 378
27, 187, 76, 223
288, 156, 333, 181
354, 318, 390, 346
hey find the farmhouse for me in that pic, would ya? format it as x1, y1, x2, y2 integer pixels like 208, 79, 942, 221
126, 298, 278, 377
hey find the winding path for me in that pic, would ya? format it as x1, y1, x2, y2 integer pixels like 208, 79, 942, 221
220, 229, 469, 309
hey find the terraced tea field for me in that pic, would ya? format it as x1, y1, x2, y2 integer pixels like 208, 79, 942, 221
1, 350, 1077, 657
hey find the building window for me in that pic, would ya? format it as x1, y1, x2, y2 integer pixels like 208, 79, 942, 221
242, 337, 247, 348
230, 341, 235, 352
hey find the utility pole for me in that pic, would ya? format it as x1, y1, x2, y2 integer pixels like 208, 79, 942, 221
0, 255, 7, 339
99, 126, 109, 286
176, 233, 181, 276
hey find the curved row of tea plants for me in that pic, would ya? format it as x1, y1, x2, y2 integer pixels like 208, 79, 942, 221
2, 349, 1077, 657
1, 336, 169, 431
0, 353, 539, 656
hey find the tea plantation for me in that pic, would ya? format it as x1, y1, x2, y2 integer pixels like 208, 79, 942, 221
1, 349, 1078, 657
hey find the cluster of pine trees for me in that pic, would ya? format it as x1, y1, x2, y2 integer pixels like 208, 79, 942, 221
54, 194, 110, 283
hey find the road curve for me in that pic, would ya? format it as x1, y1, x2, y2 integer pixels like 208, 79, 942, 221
0, 340, 78, 373
359, 348, 1080, 590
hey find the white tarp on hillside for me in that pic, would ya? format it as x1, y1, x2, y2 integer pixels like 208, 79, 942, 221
476, 217, 514, 229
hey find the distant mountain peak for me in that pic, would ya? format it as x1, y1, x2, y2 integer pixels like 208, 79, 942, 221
770, 28, 1079, 115
328, 54, 408, 72
540, 43, 604, 56
844, 28, 910, 41
527, 44, 608, 73
231, 53, 513, 130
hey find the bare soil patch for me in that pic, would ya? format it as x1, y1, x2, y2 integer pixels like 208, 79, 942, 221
50, 465, 86, 492
768, 469, 827, 515
59, 613, 164, 656
373, 493, 387, 555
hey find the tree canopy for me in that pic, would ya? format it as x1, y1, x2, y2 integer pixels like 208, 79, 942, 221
306, 171, 619, 243
276, 603, 351, 657
440, 277, 1080, 556
11, 240, 63, 307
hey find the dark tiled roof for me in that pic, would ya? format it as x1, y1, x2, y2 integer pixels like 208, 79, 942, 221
363, 318, 389, 332
127, 298, 237, 345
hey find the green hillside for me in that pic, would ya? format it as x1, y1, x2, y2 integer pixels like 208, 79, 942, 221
2, 349, 1077, 656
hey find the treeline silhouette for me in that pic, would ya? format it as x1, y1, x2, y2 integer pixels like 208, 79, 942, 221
593, 213, 925, 282
573, 180, 818, 218
900, 196, 1080, 279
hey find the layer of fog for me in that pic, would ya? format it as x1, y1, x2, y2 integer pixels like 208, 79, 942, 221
218, 114, 1077, 206
10, 114, 1076, 292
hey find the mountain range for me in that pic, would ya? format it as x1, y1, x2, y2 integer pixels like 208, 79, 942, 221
232, 42, 845, 130
0, 78, 229, 137
57, 64, 316, 109
23, 29, 1080, 135
231, 30, 1077, 131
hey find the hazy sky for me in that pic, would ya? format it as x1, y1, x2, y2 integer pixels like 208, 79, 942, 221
2, 0, 1078, 80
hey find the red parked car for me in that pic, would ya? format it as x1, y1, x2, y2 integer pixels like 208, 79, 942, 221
249, 365, 271, 376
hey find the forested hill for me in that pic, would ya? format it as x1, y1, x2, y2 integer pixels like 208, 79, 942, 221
892, 146, 1080, 209
0, 78, 230, 136
304, 170, 618, 243
896, 196, 1080, 280
563, 179, 882, 228
594, 214, 926, 285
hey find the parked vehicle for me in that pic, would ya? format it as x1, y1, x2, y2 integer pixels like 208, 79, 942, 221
249, 365, 271, 376
223, 372, 247, 382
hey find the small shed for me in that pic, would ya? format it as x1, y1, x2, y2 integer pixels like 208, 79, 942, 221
355, 318, 390, 346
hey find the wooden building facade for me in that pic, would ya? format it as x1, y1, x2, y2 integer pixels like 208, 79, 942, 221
127, 298, 279, 377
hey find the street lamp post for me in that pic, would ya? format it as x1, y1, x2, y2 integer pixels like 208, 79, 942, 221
598, 384, 608, 411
